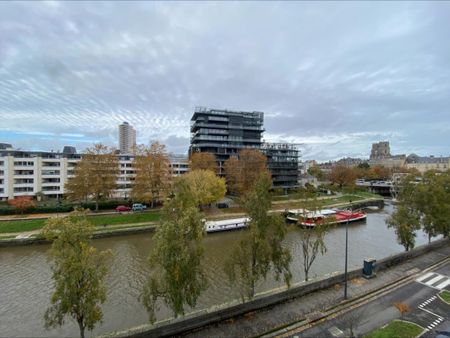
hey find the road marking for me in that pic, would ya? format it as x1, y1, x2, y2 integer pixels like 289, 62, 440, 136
328, 326, 344, 337
435, 278, 450, 290
417, 272, 434, 282
416, 272, 450, 289
425, 275, 446, 286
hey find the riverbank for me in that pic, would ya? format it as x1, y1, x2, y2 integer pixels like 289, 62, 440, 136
102, 237, 450, 338
0, 194, 383, 247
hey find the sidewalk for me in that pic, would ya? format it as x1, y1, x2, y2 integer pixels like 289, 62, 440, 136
181, 243, 450, 338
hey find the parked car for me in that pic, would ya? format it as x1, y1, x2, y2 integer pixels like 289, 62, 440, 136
132, 203, 147, 211
116, 205, 131, 212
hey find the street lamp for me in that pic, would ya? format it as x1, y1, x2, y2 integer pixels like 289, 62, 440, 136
344, 199, 352, 300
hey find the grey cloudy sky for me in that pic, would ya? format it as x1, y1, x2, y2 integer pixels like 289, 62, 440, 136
1, 1, 449, 160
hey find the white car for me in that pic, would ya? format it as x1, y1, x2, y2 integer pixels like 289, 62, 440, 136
132, 203, 147, 211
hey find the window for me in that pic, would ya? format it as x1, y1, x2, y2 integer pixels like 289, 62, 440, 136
42, 161, 60, 167
42, 170, 60, 175
14, 170, 34, 175
14, 161, 34, 166
14, 178, 34, 184
14, 187, 34, 193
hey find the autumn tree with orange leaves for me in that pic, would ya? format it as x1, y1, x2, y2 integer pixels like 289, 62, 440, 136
189, 152, 217, 173
224, 149, 270, 196
8, 196, 36, 214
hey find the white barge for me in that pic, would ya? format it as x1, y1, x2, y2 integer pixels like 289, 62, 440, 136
204, 217, 250, 233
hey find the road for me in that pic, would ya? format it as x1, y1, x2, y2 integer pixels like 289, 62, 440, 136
285, 261, 450, 338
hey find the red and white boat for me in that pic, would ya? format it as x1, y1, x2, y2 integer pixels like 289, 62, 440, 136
286, 208, 366, 228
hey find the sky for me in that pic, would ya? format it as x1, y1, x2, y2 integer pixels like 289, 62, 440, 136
1, 1, 450, 161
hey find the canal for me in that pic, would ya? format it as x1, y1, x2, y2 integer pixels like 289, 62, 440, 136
0, 202, 435, 337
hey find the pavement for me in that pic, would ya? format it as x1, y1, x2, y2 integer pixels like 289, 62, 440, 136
287, 259, 450, 338
181, 243, 450, 338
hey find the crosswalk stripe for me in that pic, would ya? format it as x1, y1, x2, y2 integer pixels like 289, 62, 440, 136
417, 272, 435, 282
436, 278, 450, 290
425, 275, 446, 286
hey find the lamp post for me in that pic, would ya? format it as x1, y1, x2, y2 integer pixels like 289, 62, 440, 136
344, 199, 352, 300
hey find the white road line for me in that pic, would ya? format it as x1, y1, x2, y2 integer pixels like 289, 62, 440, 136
435, 278, 450, 290
425, 275, 446, 286
417, 272, 435, 282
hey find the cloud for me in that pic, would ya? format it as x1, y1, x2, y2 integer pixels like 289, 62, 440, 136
0, 2, 450, 160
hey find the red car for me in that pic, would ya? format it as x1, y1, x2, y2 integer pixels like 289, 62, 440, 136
115, 205, 131, 212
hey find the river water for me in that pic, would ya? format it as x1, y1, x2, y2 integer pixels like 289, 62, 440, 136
0, 202, 434, 337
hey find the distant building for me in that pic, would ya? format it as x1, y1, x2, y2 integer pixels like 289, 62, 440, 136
405, 154, 450, 173
190, 107, 264, 175
336, 157, 365, 167
0, 145, 188, 201
261, 142, 300, 190
119, 122, 136, 154
368, 141, 406, 168
370, 141, 391, 160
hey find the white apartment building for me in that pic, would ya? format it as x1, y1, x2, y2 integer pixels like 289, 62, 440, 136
118, 122, 136, 154
0, 146, 189, 201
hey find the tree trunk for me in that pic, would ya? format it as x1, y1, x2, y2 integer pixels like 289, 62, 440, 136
95, 196, 99, 212
78, 321, 85, 338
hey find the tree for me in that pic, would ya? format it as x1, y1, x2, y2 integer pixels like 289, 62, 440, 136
307, 165, 325, 181
387, 205, 420, 251
296, 196, 330, 281
394, 302, 410, 320
131, 142, 172, 208
298, 224, 328, 282
224, 173, 292, 300
8, 195, 35, 214
189, 152, 217, 173
329, 165, 357, 189
65, 143, 119, 211
141, 178, 207, 322
388, 171, 450, 249
387, 175, 421, 251
42, 213, 111, 338
224, 149, 269, 196
415, 170, 450, 241
180, 169, 226, 207
368, 165, 391, 180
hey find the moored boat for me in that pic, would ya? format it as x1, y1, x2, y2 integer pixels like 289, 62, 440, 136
204, 217, 250, 233
286, 208, 366, 227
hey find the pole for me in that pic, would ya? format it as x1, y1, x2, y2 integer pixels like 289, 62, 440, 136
344, 199, 352, 299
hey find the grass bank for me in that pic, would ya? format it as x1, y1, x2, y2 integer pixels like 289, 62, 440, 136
365, 320, 423, 338
0, 211, 160, 234
439, 290, 450, 304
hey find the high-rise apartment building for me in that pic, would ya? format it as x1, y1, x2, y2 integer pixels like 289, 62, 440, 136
190, 107, 264, 174
190, 107, 299, 189
119, 122, 136, 154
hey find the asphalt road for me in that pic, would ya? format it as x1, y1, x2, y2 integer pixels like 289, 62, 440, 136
289, 261, 450, 338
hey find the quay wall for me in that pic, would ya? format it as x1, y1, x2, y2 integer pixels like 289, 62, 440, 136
0, 225, 157, 248
114, 237, 449, 338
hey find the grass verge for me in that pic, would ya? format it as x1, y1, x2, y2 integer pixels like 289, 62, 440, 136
439, 290, 450, 304
0, 211, 160, 234
365, 320, 423, 338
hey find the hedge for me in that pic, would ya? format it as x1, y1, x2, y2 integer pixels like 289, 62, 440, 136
0, 200, 133, 216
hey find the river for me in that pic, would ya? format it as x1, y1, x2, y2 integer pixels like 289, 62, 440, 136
0, 202, 435, 337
